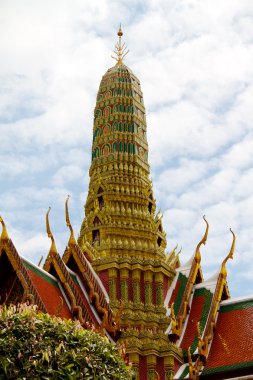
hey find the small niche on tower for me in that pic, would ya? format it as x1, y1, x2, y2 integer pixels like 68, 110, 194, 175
98, 196, 104, 210
148, 194, 153, 214
93, 216, 101, 227
157, 236, 162, 247
92, 229, 100, 245
97, 187, 104, 210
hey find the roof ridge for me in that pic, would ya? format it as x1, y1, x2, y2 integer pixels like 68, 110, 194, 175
21, 255, 59, 282
220, 294, 253, 306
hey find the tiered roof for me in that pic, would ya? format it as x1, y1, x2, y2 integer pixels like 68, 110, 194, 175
23, 258, 71, 319
0, 209, 120, 339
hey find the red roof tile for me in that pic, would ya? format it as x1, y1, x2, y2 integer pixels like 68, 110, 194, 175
205, 300, 253, 371
168, 277, 180, 308
168, 273, 188, 316
24, 261, 72, 319
180, 287, 213, 353
180, 294, 205, 350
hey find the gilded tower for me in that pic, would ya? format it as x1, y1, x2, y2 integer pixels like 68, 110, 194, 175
79, 28, 180, 379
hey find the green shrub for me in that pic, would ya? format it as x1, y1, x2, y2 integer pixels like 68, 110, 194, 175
0, 303, 132, 379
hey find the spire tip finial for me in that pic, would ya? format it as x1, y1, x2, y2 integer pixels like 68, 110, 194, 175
118, 24, 123, 37
112, 25, 129, 65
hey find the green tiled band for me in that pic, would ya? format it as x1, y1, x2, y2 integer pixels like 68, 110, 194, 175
174, 273, 188, 316
203, 360, 253, 375
220, 299, 253, 313
23, 259, 58, 287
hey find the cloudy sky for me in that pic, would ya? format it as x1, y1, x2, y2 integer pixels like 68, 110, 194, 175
1, 0, 253, 298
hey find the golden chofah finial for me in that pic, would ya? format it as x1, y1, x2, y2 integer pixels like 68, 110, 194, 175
221, 228, 236, 275
0, 216, 9, 240
38, 255, 43, 267
111, 24, 129, 66
65, 195, 77, 246
46, 207, 57, 256
195, 215, 209, 262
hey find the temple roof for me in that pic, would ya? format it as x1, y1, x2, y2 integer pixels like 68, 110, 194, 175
202, 296, 253, 378
22, 257, 72, 319
180, 285, 213, 355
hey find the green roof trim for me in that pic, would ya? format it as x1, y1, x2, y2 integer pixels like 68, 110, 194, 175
203, 360, 253, 375
179, 365, 189, 379
23, 259, 58, 288
220, 299, 253, 313
182, 287, 213, 358
194, 287, 212, 297
174, 273, 188, 317
69, 271, 79, 285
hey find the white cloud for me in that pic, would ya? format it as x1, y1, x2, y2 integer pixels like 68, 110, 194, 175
0, 0, 253, 298
53, 165, 83, 186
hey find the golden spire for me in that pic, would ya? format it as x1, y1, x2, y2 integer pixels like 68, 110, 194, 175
112, 25, 129, 65
0, 216, 9, 240
195, 215, 209, 263
46, 207, 57, 256
65, 195, 77, 246
221, 228, 236, 276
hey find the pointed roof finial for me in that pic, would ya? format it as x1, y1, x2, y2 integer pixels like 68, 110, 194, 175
221, 228, 236, 276
46, 207, 57, 256
111, 25, 129, 66
0, 216, 9, 241
195, 215, 209, 263
38, 255, 43, 267
65, 195, 77, 246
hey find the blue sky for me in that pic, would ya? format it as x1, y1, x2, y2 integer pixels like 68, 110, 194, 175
0, 0, 253, 297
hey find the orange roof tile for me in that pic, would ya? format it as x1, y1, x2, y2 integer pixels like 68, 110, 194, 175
204, 299, 253, 375
180, 294, 205, 350
168, 273, 188, 316
180, 287, 213, 353
23, 259, 72, 319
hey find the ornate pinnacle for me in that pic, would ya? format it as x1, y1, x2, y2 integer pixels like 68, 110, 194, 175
65, 195, 77, 246
46, 207, 57, 256
0, 216, 9, 240
195, 215, 209, 263
111, 25, 129, 65
221, 228, 236, 276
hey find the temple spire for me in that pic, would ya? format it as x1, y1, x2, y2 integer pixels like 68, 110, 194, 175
111, 25, 129, 65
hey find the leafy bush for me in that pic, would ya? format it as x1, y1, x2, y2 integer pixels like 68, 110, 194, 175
0, 303, 132, 379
